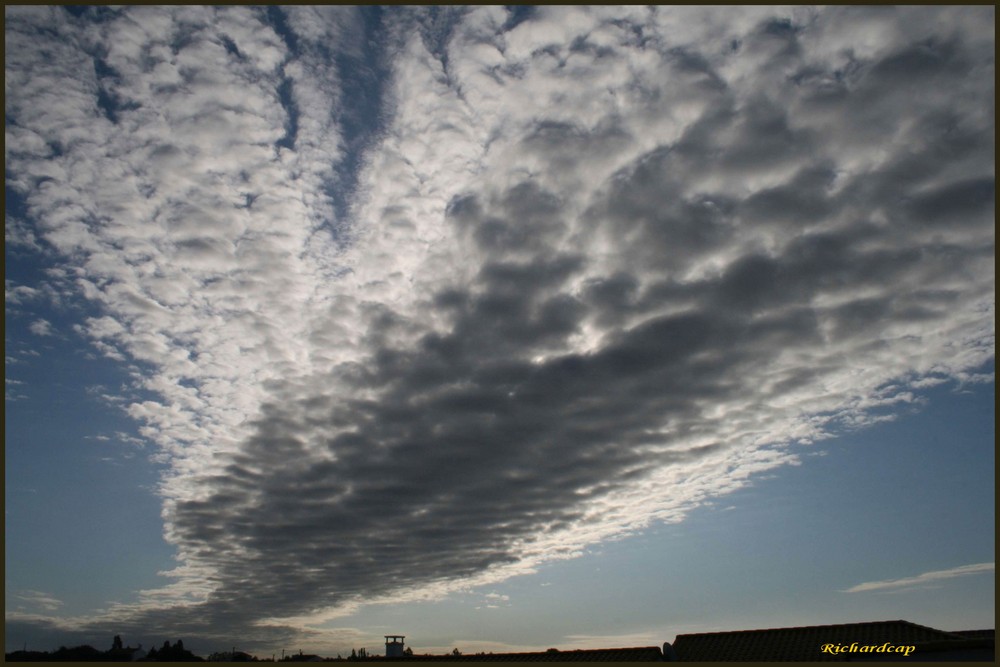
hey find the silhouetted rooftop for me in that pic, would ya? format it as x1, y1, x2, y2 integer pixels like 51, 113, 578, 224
951, 628, 995, 640
670, 619, 992, 661
395, 647, 664, 662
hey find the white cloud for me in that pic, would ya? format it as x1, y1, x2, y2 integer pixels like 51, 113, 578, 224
15, 590, 65, 612
29, 319, 54, 336
843, 563, 995, 593
478, 591, 512, 609
5, 282, 39, 306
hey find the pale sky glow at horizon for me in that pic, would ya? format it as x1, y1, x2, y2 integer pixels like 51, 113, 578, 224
4, 4, 995, 659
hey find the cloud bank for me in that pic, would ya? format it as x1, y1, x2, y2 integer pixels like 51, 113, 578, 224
5, 5, 994, 654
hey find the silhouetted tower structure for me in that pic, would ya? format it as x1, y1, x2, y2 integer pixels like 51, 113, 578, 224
385, 635, 406, 658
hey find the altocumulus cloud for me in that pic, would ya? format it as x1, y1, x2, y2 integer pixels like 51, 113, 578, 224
5, 5, 995, 653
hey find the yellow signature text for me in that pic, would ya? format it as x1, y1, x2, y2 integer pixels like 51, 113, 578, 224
821, 642, 916, 657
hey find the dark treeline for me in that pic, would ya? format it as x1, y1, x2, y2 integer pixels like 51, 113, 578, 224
6, 636, 468, 662
5, 635, 201, 662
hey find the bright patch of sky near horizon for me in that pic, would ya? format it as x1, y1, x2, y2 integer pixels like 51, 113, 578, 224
5, 4, 995, 658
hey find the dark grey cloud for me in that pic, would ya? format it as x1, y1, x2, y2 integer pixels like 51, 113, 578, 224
5, 4, 994, 657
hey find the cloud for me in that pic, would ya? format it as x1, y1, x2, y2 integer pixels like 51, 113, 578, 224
14, 591, 65, 613
4, 4, 994, 656
5, 217, 45, 251
477, 592, 511, 610
5, 282, 40, 306
842, 563, 995, 593
28, 319, 54, 336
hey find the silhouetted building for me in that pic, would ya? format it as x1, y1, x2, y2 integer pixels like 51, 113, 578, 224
386, 636, 406, 658
670, 620, 994, 661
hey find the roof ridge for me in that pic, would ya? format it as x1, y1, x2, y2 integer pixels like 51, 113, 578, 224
674, 619, 922, 637
895, 619, 970, 640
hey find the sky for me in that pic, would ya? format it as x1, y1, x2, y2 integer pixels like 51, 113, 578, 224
4, 4, 995, 659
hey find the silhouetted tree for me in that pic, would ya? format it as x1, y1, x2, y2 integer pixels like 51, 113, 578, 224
51, 644, 104, 660
146, 639, 202, 661
113, 635, 123, 651
4, 649, 51, 661
209, 650, 254, 662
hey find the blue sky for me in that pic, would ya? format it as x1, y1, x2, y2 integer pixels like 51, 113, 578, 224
5, 5, 995, 658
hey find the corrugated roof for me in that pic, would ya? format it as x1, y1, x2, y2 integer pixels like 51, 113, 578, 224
670, 619, 968, 661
